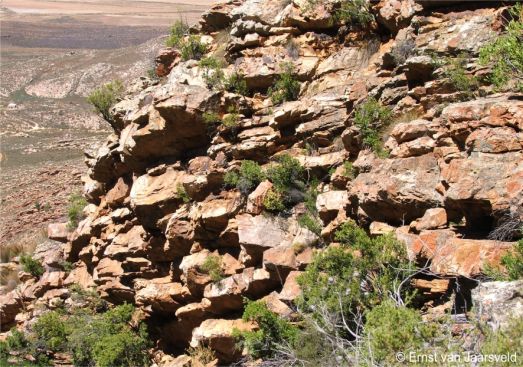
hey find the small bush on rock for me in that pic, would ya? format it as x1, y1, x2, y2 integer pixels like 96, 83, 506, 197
353, 97, 392, 157
224, 71, 249, 96
224, 160, 265, 195
19, 254, 44, 278
480, 317, 523, 365
443, 53, 479, 97
479, 4, 523, 92
175, 184, 191, 203
87, 80, 124, 123
297, 213, 322, 235
199, 56, 225, 89
67, 193, 87, 229
263, 189, 286, 213
165, 19, 189, 48
236, 300, 298, 359
335, 0, 374, 28
180, 35, 207, 61
200, 255, 224, 282
268, 62, 300, 105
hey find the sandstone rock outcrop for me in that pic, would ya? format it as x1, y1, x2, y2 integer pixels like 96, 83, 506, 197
4, 0, 522, 364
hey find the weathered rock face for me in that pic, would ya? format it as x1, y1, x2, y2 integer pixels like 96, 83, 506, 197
472, 280, 523, 331
6, 0, 523, 364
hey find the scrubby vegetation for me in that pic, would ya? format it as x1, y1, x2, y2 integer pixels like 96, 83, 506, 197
442, 53, 479, 98
222, 106, 241, 128
180, 36, 207, 61
479, 3, 523, 92
200, 255, 225, 282
235, 300, 298, 359
165, 19, 189, 48
486, 237, 523, 281
1, 300, 150, 367
268, 62, 301, 105
335, 0, 374, 27
224, 71, 249, 96
224, 160, 265, 195
175, 184, 191, 203
87, 80, 124, 123
199, 56, 225, 89
67, 193, 87, 229
353, 97, 392, 157
20, 254, 44, 278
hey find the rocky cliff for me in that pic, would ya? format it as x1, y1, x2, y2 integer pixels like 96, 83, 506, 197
1, 0, 522, 366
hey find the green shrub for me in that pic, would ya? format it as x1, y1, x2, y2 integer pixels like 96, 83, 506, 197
236, 300, 298, 359
180, 36, 207, 61
298, 213, 322, 235
199, 56, 225, 89
342, 161, 355, 179
222, 106, 241, 128
479, 4, 523, 92
335, 0, 374, 27
202, 111, 221, 125
87, 80, 124, 123
8, 303, 150, 367
363, 300, 439, 364
60, 261, 74, 273
480, 317, 523, 366
71, 303, 149, 367
200, 255, 224, 282
19, 255, 44, 278
353, 97, 392, 157
262, 189, 286, 213
266, 154, 305, 193
500, 239, 523, 280
443, 53, 479, 96
224, 72, 249, 96
298, 222, 413, 317
175, 184, 191, 203
6, 328, 29, 351
67, 193, 87, 229
268, 62, 300, 105
92, 326, 149, 367
487, 238, 523, 281
33, 311, 68, 351
165, 19, 189, 48
224, 160, 265, 195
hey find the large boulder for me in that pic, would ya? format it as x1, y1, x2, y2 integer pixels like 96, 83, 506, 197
472, 280, 523, 331
349, 154, 443, 224
190, 319, 257, 363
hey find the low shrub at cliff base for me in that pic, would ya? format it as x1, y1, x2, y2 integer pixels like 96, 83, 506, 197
353, 97, 392, 157
2, 303, 150, 367
480, 317, 523, 366
19, 255, 44, 278
479, 3, 523, 92
87, 80, 124, 123
235, 300, 298, 359
298, 222, 415, 318
67, 193, 87, 229
268, 62, 301, 105
362, 301, 440, 365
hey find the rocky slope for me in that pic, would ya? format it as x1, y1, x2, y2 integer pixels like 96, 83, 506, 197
1, 0, 522, 365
